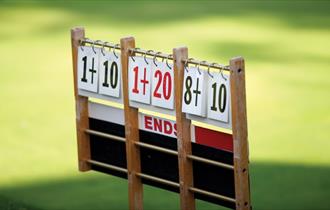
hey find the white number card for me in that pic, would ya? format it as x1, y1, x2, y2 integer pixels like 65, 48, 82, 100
128, 56, 152, 104
207, 72, 230, 122
151, 60, 174, 110
99, 50, 121, 98
77, 46, 100, 92
182, 67, 207, 116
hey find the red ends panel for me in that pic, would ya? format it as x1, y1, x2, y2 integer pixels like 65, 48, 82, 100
194, 126, 233, 152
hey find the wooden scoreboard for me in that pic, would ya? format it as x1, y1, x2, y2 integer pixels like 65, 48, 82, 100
71, 27, 251, 210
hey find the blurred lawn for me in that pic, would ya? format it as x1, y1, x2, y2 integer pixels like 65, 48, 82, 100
0, 1, 330, 210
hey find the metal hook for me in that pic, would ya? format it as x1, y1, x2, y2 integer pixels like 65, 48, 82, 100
79, 39, 85, 51
113, 44, 120, 59
216, 63, 227, 81
196, 60, 206, 75
144, 51, 149, 64
153, 52, 162, 66
129, 47, 138, 54
184, 58, 194, 72
144, 50, 153, 65
207, 62, 214, 78
129, 47, 139, 62
92, 40, 100, 54
220, 69, 227, 80
101, 41, 109, 56
211, 63, 227, 81
166, 54, 172, 69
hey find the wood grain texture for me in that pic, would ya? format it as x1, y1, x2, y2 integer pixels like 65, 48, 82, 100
71, 27, 91, 172
230, 57, 251, 210
173, 47, 196, 210
120, 37, 143, 210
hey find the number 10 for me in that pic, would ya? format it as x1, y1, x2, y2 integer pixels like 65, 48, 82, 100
210, 82, 227, 113
102, 60, 118, 89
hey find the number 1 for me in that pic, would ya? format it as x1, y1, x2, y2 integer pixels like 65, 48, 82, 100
132, 66, 139, 93
81, 56, 88, 82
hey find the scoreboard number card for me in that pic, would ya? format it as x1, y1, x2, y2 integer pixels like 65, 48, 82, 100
77, 46, 100, 93
182, 67, 208, 117
207, 71, 230, 122
128, 56, 152, 105
151, 60, 174, 110
99, 49, 121, 98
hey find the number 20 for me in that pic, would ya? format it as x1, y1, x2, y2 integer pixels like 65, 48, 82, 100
153, 70, 172, 100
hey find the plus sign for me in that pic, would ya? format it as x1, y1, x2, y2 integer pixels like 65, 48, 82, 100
89, 58, 97, 84
193, 78, 201, 106
140, 67, 149, 95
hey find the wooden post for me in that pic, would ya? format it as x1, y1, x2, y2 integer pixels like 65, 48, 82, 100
173, 47, 196, 210
120, 37, 144, 210
230, 57, 251, 210
71, 27, 91, 172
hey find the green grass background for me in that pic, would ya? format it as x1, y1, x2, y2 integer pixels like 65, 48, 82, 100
0, 1, 330, 210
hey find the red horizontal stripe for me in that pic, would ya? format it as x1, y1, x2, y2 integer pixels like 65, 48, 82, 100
194, 126, 233, 152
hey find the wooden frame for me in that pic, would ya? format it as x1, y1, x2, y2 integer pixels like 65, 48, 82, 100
173, 47, 196, 210
230, 57, 251, 210
71, 27, 251, 210
120, 37, 144, 210
71, 27, 91, 172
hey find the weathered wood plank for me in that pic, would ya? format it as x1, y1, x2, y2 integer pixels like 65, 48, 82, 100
230, 57, 251, 210
173, 47, 196, 210
121, 36, 144, 210
71, 27, 91, 171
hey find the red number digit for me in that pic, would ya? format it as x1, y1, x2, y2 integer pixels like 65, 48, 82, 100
163, 72, 171, 100
132, 66, 139, 93
153, 70, 162, 98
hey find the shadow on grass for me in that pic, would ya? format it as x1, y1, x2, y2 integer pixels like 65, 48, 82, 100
0, 162, 330, 210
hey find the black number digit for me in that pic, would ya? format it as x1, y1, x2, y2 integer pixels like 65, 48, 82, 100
89, 57, 97, 84
219, 84, 226, 113
211, 82, 217, 111
102, 60, 109, 87
110, 61, 118, 89
193, 78, 201, 106
210, 82, 227, 113
81, 56, 88, 82
184, 76, 192, 104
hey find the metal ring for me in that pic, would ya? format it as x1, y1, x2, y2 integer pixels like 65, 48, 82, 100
101, 41, 109, 56
129, 47, 139, 54
197, 60, 206, 75
211, 63, 227, 81
166, 54, 172, 69
184, 58, 194, 72
130, 47, 139, 62
215, 62, 227, 81
207, 62, 214, 78
153, 52, 162, 66
113, 44, 120, 59
220, 70, 227, 80
144, 51, 149, 64
92, 40, 100, 54
79, 39, 85, 51
144, 50, 153, 65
